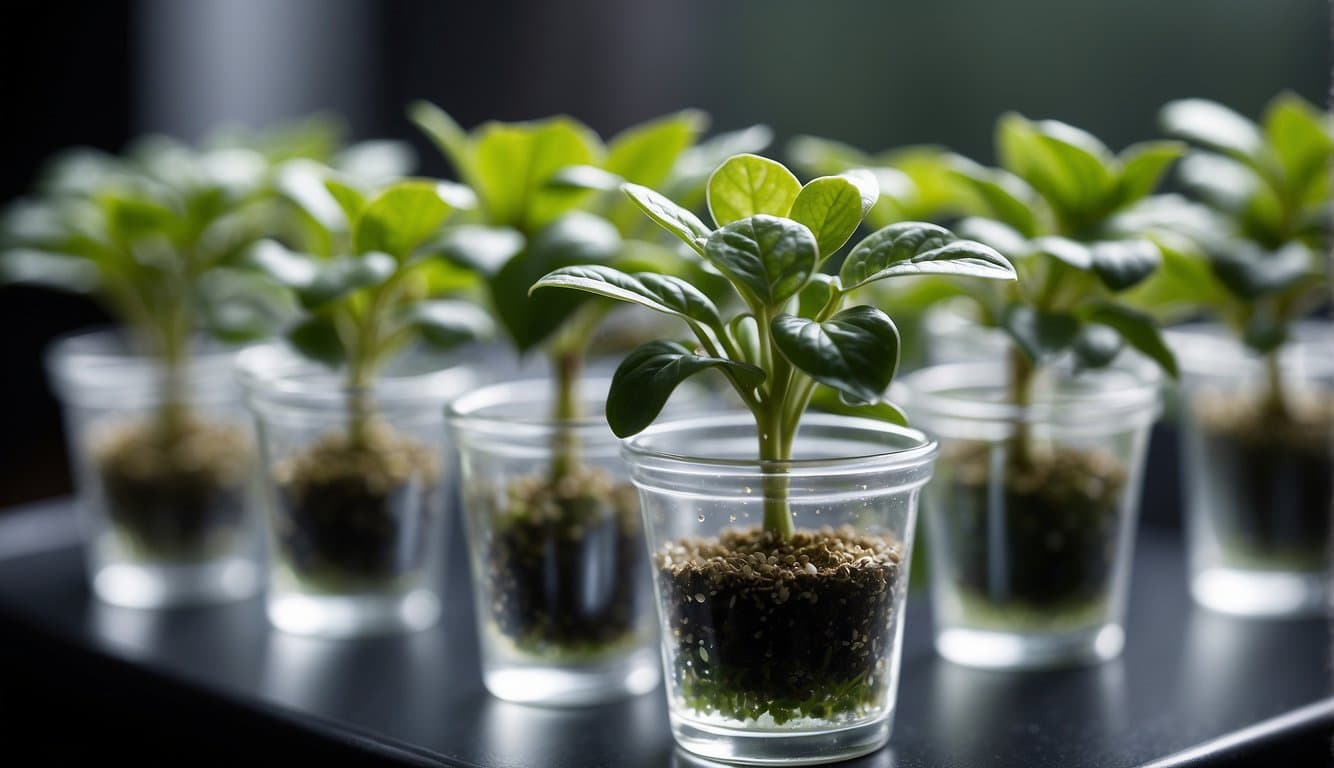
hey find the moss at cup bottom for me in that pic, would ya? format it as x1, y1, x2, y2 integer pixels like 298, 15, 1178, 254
482, 465, 644, 660
657, 526, 903, 725
273, 423, 438, 592
94, 416, 251, 562
938, 442, 1127, 630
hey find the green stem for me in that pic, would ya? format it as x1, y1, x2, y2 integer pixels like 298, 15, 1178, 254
550, 349, 583, 484
755, 308, 795, 541
1007, 343, 1036, 468
1263, 348, 1290, 421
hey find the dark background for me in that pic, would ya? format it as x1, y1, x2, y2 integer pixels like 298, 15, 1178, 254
0, 0, 1326, 515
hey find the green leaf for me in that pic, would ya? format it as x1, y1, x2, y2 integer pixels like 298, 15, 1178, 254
490, 212, 620, 352
354, 181, 456, 257
1211, 241, 1312, 299
101, 194, 179, 244
772, 306, 899, 404
789, 171, 878, 258
621, 182, 711, 253
787, 135, 872, 176
1002, 305, 1079, 362
276, 160, 344, 230
0, 249, 100, 291
324, 178, 367, 223
1263, 93, 1333, 201
841, 221, 1014, 288
947, 157, 1039, 236
797, 273, 839, 318
809, 385, 909, 426
197, 268, 295, 343
1031, 236, 1092, 270
1090, 239, 1160, 291
956, 217, 1031, 258
607, 340, 764, 437
706, 154, 801, 226
1000, 115, 1116, 219
408, 299, 494, 348
471, 117, 601, 230
1242, 310, 1287, 354
547, 165, 623, 192
1086, 303, 1178, 377
250, 239, 394, 309
430, 225, 525, 277
531, 264, 723, 330
286, 315, 344, 367
605, 109, 707, 187
1072, 323, 1124, 370
1116, 141, 1185, 206
408, 101, 475, 185
703, 215, 818, 309
1161, 99, 1263, 161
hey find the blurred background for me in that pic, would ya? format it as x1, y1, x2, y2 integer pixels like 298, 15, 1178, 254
0, 0, 1327, 512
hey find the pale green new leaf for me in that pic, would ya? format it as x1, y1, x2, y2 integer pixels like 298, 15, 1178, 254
707, 154, 801, 226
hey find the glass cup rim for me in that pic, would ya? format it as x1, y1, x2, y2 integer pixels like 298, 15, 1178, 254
896, 360, 1161, 427
620, 412, 938, 477
1166, 320, 1334, 378
46, 326, 242, 401
447, 377, 615, 434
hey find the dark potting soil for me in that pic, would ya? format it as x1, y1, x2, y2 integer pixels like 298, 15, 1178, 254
1194, 392, 1333, 572
482, 466, 644, 658
656, 526, 903, 724
274, 424, 439, 590
935, 443, 1127, 627
94, 418, 251, 562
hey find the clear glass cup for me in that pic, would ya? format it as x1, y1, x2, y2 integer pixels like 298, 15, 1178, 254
448, 378, 661, 706
241, 343, 477, 637
1169, 322, 1333, 617
623, 413, 935, 765
47, 329, 262, 608
898, 361, 1159, 669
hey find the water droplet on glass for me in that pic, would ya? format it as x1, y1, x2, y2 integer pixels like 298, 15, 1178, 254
743, 486, 752, 494
697, 514, 705, 523
694, 593, 706, 603
728, 514, 736, 523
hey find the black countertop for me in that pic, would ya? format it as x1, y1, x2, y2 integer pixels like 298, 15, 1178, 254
0, 499, 1330, 767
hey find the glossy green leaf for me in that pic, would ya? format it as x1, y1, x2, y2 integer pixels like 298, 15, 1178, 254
250, 239, 394, 308
607, 340, 764, 437
1000, 114, 1115, 219
324, 178, 367, 224
703, 215, 818, 309
1090, 239, 1160, 291
947, 158, 1039, 236
489, 212, 620, 352
1211, 241, 1313, 299
471, 117, 601, 230
706, 154, 801, 226
531, 264, 723, 330
1161, 99, 1264, 161
286, 315, 344, 367
408, 101, 475, 185
1086, 303, 1178, 377
620, 182, 711, 253
809, 385, 909, 426
408, 299, 494, 348
429, 225, 525, 276
789, 171, 878, 258
1031, 236, 1092, 270
605, 109, 706, 187
1263, 93, 1333, 200
1242, 310, 1287, 354
1116, 141, 1185, 206
197, 267, 295, 343
1072, 323, 1124, 370
547, 165, 623, 191
955, 217, 1030, 258
772, 306, 899, 404
787, 135, 872, 176
1002, 305, 1079, 362
796, 273, 840, 319
354, 181, 455, 257
841, 221, 1014, 288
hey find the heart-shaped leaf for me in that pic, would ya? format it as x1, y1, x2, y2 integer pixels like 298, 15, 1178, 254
607, 340, 764, 437
1002, 305, 1079, 362
703, 215, 818, 310
1090, 239, 1160, 291
789, 170, 878, 258
1086, 303, 1178, 377
490, 212, 620, 352
408, 299, 494, 348
430, 225, 525, 277
706, 154, 801, 226
531, 264, 723, 330
355, 181, 456, 257
621, 182, 711, 253
841, 221, 1014, 288
772, 306, 899, 404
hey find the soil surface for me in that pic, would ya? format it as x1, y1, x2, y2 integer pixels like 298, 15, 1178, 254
94, 417, 251, 562
274, 423, 439, 590
481, 465, 644, 658
1194, 391, 1333, 571
934, 443, 1127, 627
656, 526, 903, 724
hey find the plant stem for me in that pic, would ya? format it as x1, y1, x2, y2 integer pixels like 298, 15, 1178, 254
550, 349, 583, 484
1006, 343, 1036, 468
757, 406, 795, 541
1262, 348, 1290, 421
154, 294, 192, 445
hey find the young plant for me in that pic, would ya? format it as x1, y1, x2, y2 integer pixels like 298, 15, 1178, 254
534, 153, 1015, 538
1159, 93, 1331, 417
946, 114, 1183, 432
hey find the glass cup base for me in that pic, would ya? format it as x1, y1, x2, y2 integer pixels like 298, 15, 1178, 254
936, 623, 1125, 670
267, 588, 440, 638
1191, 567, 1329, 618
482, 645, 661, 706
669, 712, 890, 766
91, 556, 260, 609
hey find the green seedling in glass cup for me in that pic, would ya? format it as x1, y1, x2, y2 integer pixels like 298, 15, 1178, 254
1157, 94, 1332, 578
0, 134, 302, 561
533, 153, 1016, 537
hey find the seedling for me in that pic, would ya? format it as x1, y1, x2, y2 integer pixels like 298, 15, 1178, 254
1159, 93, 1331, 415
534, 153, 1015, 538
